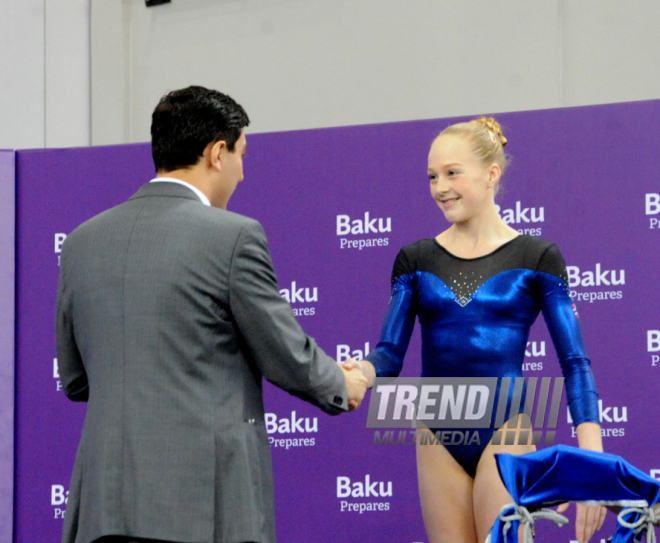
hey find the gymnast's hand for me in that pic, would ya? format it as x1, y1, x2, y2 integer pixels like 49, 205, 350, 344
557, 502, 606, 543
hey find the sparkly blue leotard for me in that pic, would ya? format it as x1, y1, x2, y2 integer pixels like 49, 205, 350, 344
365, 236, 599, 477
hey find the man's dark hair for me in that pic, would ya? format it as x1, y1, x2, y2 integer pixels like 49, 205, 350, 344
151, 86, 250, 172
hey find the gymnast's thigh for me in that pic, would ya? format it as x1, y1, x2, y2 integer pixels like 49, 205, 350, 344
416, 429, 478, 543
472, 414, 536, 543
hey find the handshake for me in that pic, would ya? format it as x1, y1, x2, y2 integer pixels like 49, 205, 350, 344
338, 358, 376, 411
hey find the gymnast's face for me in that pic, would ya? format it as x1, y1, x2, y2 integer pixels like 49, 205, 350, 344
427, 135, 496, 224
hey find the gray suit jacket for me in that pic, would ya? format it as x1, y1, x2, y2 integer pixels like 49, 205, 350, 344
56, 182, 348, 543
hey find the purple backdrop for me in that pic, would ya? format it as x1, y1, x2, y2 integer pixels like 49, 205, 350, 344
0, 151, 14, 543
14, 101, 660, 543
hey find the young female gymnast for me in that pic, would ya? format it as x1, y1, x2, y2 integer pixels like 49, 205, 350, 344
347, 118, 607, 543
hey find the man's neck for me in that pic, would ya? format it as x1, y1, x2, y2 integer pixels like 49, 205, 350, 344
156, 168, 214, 204
157, 167, 202, 186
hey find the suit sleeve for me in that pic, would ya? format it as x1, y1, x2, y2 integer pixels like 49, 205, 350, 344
228, 220, 348, 414
536, 244, 599, 425
55, 240, 89, 402
364, 248, 416, 377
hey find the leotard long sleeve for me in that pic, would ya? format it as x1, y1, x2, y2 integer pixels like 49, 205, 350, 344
365, 236, 599, 475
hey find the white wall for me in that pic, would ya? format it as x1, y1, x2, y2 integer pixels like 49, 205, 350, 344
0, 1, 45, 150
0, 0, 90, 150
91, 0, 660, 146
45, 0, 91, 148
2, 1, 660, 149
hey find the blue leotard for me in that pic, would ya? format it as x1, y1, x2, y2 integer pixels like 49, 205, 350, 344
365, 236, 599, 477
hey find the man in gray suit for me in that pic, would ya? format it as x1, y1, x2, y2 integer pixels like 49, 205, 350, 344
56, 86, 367, 543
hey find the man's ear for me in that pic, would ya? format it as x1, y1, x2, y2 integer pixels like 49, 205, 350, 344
206, 140, 227, 172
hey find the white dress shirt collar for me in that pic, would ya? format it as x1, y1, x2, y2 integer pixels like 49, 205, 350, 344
150, 177, 211, 207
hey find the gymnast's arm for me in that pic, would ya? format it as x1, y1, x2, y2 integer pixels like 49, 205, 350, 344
352, 249, 417, 388
538, 245, 606, 541
536, 244, 602, 452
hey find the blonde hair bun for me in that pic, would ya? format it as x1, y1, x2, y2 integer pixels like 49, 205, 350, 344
471, 117, 508, 147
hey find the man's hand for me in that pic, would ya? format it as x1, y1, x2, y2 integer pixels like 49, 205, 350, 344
343, 358, 376, 388
339, 362, 368, 411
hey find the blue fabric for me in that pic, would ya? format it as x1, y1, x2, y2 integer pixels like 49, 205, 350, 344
366, 257, 599, 477
490, 446, 660, 543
